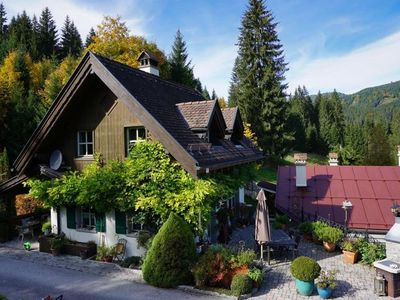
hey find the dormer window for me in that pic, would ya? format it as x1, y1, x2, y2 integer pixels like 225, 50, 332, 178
125, 127, 146, 156
77, 131, 94, 157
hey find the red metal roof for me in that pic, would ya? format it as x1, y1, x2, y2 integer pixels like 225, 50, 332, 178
276, 165, 400, 231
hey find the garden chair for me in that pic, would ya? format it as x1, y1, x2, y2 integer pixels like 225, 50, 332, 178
113, 238, 127, 263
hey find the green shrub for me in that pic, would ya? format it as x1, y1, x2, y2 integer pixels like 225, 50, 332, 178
137, 230, 153, 249
230, 273, 253, 296
142, 213, 196, 288
50, 237, 65, 250
341, 239, 357, 252
276, 214, 289, 225
356, 238, 386, 265
312, 221, 328, 240
298, 222, 313, 235
318, 226, 343, 244
290, 256, 321, 281
231, 250, 256, 268
41, 222, 51, 233
121, 256, 142, 268
248, 267, 263, 285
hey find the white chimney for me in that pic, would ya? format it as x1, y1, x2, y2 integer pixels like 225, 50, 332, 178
328, 152, 339, 166
137, 50, 159, 76
294, 153, 307, 187
397, 145, 400, 167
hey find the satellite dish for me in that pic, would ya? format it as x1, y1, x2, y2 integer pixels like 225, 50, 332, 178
49, 150, 62, 170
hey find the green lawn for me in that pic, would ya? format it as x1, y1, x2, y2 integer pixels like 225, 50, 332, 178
282, 152, 328, 165
258, 152, 327, 184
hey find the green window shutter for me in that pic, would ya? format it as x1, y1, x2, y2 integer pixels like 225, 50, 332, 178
115, 210, 127, 234
66, 206, 76, 229
95, 212, 106, 232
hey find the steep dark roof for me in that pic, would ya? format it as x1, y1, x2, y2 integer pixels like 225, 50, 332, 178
221, 107, 238, 132
11, 52, 263, 178
177, 100, 216, 129
276, 165, 400, 231
0, 174, 28, 193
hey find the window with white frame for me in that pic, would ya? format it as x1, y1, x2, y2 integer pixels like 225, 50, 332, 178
125, 127, 146, 156
77, 131, 94, 156
77, 207, 96, 231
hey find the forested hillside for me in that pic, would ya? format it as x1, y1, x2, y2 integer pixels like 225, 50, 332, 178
312, 80, 400, 125
289, 82, 400, 167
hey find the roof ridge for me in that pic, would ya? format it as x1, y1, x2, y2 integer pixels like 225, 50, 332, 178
176, 100, 216, 106
91, 52, 204, 99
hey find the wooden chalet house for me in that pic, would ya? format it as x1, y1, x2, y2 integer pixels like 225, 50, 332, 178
0, 51, 262, 256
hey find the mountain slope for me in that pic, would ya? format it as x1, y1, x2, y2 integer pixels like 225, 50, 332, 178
312, 80, 400, 124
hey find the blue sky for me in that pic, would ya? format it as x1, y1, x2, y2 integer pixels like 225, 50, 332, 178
6, 0, 400, 98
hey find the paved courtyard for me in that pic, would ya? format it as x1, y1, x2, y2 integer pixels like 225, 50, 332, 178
252, 239, 392, 300
0, 234, 395, 300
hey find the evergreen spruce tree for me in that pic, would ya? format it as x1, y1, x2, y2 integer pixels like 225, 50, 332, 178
30, 15, 40, 60
60, 16, 82, 58
202, 86, 210, 99
84, 27, 96, 48
38, 7, 58, 58
318, 90, 345, 152
341, 123, 367, 165
0, 3, 6, 36
0, 2, 7, 60
6, 11, 33, 54
232, 0, 290, 157
211, 89, 218, 100
366, 123, 392, 165
167, 29, 196, 88
193, 77, 203, 95
228, 57, 239, 107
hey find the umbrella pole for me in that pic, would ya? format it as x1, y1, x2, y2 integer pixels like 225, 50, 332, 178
267, 245, 270, 265
260, 243, 263, 261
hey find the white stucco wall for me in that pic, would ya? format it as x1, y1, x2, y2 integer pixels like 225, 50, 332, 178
55, 208, 146, 258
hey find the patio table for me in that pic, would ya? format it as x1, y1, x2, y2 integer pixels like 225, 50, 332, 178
266, 229, 296, 265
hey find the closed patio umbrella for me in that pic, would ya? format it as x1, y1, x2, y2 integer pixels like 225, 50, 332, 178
255, 189, 271, 263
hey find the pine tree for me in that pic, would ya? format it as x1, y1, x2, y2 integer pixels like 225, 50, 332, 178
0, 2, 7, 60
0, 2, 6, 36
30, 15, 40, 60
6, 11, 33, 54
228, 57, 239, 107
85, 27, 96, 48
60, 16, 82, 58
202, 86, 210, 99
211, 89, 217, 100
341, 123, 367, 165
366, 123, 392, 165
233, 0, 290, 157
38, 7, 58, 58
167, 29, 196, 88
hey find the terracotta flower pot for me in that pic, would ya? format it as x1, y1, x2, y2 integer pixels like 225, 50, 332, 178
323, 241, 336, 252
343, 250, 358, 264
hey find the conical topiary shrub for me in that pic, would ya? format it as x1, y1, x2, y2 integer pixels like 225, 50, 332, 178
142, 212, 196, 288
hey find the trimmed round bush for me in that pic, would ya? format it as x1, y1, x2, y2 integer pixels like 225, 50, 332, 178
290, 256, 321, 281
142, 213, 196, 288
230, 273, 253, 296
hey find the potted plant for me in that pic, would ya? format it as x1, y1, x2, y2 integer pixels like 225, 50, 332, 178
316, 269, 338, 299
319, 226, 343, 252
299, 221, 313, 241
248, 267, 263, 288
311, 221, 326, 244
341, 239, 358, 264
41, 222, 52, 236
290, 256, 321, 296
96, 245, 115, 262
50, 237, 64, 256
